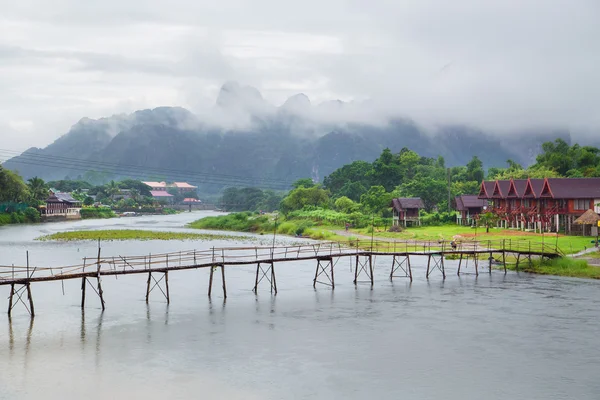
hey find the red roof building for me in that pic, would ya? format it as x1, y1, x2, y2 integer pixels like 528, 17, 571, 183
455, 195, 489, 226
478, 178, 600, 234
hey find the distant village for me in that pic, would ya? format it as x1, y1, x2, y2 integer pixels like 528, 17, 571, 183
42, 181, 203, 220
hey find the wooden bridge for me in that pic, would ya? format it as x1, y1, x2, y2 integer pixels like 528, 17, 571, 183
0, 238, 561, 317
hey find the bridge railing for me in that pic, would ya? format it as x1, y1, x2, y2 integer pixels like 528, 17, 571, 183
0, 238, 562, 283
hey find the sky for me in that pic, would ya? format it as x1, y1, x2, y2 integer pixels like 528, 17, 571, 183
1, 0, 599, 152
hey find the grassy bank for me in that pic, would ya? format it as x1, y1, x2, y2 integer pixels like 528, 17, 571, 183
188, 212, 341, 241
506, 257, 600, 280
80, 207, 116, 219
0, 208, 41, 226
38, 229, 252, 242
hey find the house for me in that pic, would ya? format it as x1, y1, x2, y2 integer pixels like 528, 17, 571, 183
182, 198, 202, 204
150, 190, 174, 204
142, 181, 198, 194
43, 192, 82, 219
142, 181, 168, 192
455, 195, 489, 226
478, 177, 600, 234
172, 182, 198, 194
391, 198, 424, 227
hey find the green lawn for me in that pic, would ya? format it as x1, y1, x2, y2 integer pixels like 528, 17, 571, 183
505, 257, 600, 280
37, 229, 253, 242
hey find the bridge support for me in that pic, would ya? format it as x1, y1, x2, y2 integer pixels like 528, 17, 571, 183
457, 253, 478, 276
313, 257, 335, 289
390, 255, 412, 282
208, 264, 227, 299
7, 283, 35, 317
145, 271, 170, 304
253, 262, 277, 294
426, 253, 445, 279
81, 276, 106, 310
354, 255, 373, 286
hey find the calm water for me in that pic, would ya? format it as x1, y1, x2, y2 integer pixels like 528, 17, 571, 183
0, 212, 599, 399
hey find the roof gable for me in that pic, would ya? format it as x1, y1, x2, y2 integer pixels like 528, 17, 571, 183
507, 180, 518, 198
540, 178, 554, 198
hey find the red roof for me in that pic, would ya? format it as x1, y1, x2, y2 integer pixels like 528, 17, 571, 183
455, 195, 488, 211
545, 178, 600, 199
391, 198, 424, 211
150, 190, 173, 197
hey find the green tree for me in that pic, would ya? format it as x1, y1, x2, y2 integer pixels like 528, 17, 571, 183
280, 186, 330, 214
0, 166, 30, 203
368, 148, 402, 191
465, 156, 484, 183
359, 186, 392, 215
292, 178, 316, 189
83, 196, 94, 206
334, 196, 358, 214
478, 212, 498, 233
323, 160, 372, 198
27, 177, 49, 204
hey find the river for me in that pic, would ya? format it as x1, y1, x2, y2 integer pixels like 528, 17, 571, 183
0, 212, 599, 399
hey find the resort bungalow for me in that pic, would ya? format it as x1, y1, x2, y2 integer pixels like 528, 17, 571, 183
43, 192, 82, 219
391, 198, 424, 227
142, 181, 198, 194
478, 177, 600, 234
455, 195, 489, 226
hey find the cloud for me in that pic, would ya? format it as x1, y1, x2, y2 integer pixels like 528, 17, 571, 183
1, 0, 599, 151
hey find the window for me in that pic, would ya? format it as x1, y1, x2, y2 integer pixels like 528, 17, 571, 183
574, 199, 589, 210
522, 199, 530, 207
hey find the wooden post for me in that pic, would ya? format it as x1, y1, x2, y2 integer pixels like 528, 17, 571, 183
474, 254, 479, 276
330, 259, 335, 289
271, 263, 278, 294
253, 263, 260, 293
353, 255, 359, 284
26, 284, 34, 317
208, 266, 215, 297
165, 271, 170, 304
97, 274, 105, 311
426, 255, 431, 278
368, 255, 373, 286
145, 272, 152, 303
313, 260, 319, 288
221, 265, 227, 299
489, 252, 493, 274
503, 250, 507, 274
515, 253, 520, 271
7, 283, 14, 315
81, 257, 87, 308
457, 253, 463, 276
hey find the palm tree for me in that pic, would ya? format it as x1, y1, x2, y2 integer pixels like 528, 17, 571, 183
106, 180, 120, 201
27, 177, 49, 203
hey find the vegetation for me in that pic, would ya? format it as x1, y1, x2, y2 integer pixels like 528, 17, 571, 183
37, 229, 252, 242
220, 187, 284, 212
80, 207, 116, 219
506, 257, 600, 280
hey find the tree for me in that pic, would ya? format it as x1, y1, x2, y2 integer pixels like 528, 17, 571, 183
280, 186, 330, 214
465, 156, 484, 183
106, 180, 120, 201
83, 196, 94, 206
292, 178, 315, 189
27, 177, 49, 204
323, 160, 372, 197
478, 212, 498, 233
368, 148, 402, 191
359, 186, 392, 215
334, 196, 358, 214
0, 166, 30, 203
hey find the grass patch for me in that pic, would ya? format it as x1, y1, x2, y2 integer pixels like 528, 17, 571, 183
81, 207, 116, 219
37, 229, 253, 242
506, 257, 600, 279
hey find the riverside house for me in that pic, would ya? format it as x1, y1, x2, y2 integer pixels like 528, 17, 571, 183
391, 198, 424, 227
43, 191, 82, 219
455, 195, 489, 226
477, 177, 600, 234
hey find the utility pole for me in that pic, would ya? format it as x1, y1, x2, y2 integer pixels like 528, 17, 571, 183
447, 167, 451, 212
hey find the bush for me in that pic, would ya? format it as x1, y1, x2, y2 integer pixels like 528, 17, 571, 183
23, 207, 41, 222
389, 225, 402, 232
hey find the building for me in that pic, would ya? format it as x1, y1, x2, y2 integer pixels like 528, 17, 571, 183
172, 182, 198, 194
150, 190, 174, 204
142, 181, 198, 194
391, 198, 424, 227
455, 195, 489, 226
43, 192, 82, 219
478, 178, 600, 233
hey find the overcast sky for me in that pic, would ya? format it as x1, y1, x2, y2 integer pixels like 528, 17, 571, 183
1, 0, 599, 152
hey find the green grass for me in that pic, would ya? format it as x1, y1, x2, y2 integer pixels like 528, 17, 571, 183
506, 257, 600, 280
586, 251, 600, 259
37, 229, 253, 242
80, 208, 116, 219
351, 225, 595, 255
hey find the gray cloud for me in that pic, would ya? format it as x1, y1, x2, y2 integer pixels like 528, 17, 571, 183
1, 0, 599, 151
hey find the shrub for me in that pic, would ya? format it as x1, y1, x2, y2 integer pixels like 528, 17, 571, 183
23, 207, 41, 222
389, 225, 402, 233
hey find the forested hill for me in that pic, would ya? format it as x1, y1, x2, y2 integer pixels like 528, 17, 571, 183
3, 82, 572, 192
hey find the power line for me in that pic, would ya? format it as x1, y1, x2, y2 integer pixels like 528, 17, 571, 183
0, 149, 300, 190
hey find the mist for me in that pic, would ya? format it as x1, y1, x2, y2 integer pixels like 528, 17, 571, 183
1, 0, 599, 152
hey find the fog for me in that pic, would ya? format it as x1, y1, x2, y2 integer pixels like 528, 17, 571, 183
1, 0, 599, 152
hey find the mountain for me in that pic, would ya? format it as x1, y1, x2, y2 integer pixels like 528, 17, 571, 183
2, 82, 572, 192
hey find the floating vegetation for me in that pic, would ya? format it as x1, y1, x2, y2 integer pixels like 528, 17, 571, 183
37, 229, 255, 242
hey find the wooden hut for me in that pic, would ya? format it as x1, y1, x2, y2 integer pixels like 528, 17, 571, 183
573, 209, 600, 237
455, 195, 488, 226
391, 198, 424, 227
